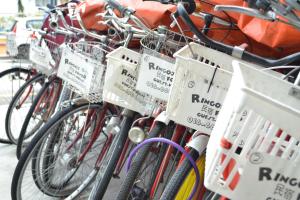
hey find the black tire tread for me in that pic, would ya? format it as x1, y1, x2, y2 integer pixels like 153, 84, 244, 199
16, 77, 58, 159
5, 73, 44, 144
11, 103, 102, 200
160, 149, 199, 200
0, 67, 31, 144
115, 121, 166, 200
89, 115, 135, 200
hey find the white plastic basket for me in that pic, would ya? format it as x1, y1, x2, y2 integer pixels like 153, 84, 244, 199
57, 42, 108, 103
136, 30, 189, 101
204, 61, 300, 200
166, 42, 238, 134
6, 32, 18, 57
136, 50, 175, 101
103, 47, 154, 115
30, 38, 60, 75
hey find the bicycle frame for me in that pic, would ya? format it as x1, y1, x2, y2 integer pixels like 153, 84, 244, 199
15, 69, 38, 109
150, 124, 187, 198
33, 78, 62, 120
61, 102, 119, 165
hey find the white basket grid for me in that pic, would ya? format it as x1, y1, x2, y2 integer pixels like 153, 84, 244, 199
204, 61, 300, 200
57, 41, 113, 103
135, 29, 193, 102
103, 46, 158, 115
6, 33, 18, 57
30, 37, 61, 75
140, 29, 193, 58
166, 42, 239, 134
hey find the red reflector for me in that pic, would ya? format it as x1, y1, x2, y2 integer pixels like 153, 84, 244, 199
220, 138, 232, 149
12, 25, 17, 33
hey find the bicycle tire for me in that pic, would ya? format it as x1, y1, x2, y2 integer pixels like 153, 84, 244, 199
11, 102, 112, 200
5, 73, 45, 144
16, 77, 60, 159
160, 148, 199, 200
89, 112, 136, 200
0, 67, 32, 144
144, 123, 175, 199
115, 121, 166, 200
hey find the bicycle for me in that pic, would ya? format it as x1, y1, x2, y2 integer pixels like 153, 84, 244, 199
11, 1, 300, 200
159, 1, 300, 199
11, 3, 126, 199
16, 5, 83, 158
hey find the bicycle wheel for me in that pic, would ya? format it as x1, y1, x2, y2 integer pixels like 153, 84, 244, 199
115, 121, 168, 200
160, 149, 201, 200
130, 123, 176, 200
5, 73, 45, 144
0, 67, 33, 143
88, 109, 136, 200
11, 103, 115, 200
16, 77, 62, 159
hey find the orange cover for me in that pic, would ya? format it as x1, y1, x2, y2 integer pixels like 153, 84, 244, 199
78, 0, 300, 58
212, 0, 300, 57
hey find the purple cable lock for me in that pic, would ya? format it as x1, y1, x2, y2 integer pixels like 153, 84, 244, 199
126, 137, 200, 200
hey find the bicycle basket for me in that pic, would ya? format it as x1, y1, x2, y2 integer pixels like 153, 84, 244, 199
30, 38, 60, 75
136, 29, 191, 101
6, 32, 18, 57
204, 61, 300, 200
57, 41, 110, 103
166, 42, 237, 134
103, 46, 155, 115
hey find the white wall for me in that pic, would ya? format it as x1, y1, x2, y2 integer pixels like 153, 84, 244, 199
0, 0, 18, 15
23, 0, 40, 15
0, 0, 46, 16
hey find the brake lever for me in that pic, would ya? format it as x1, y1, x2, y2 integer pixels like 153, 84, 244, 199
214, 5, 276, 21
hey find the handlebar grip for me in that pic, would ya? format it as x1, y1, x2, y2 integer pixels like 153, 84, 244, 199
106, 0, 127, 16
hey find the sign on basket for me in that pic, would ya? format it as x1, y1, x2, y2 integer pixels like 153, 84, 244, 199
103, 47, 154, 115
232, 152, 300, 200
29, 39, 53, 75
166, 43, 235, 134
136, 51, 175, 101
57, 46, 104, 97
204, 61, 300, 200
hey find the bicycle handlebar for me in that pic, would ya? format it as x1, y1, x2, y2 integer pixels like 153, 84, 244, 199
214, 5, 275, 21
106, 0, 133, 16
176, 3, 300, 67
76, 12, 107, 42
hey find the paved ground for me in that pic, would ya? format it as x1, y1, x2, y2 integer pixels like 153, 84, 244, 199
0, 143, 17, 200
0, 58, 124, 200
0, 57, 26, 200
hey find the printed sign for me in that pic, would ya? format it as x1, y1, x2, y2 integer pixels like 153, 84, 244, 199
103, 62, 153, 115
231, 152, 300, 200
185, 86, 227, 133
29, 40, 53, 74
167, 65, 232, 134
57, 47, 103, 95
136, 52, 175, 101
